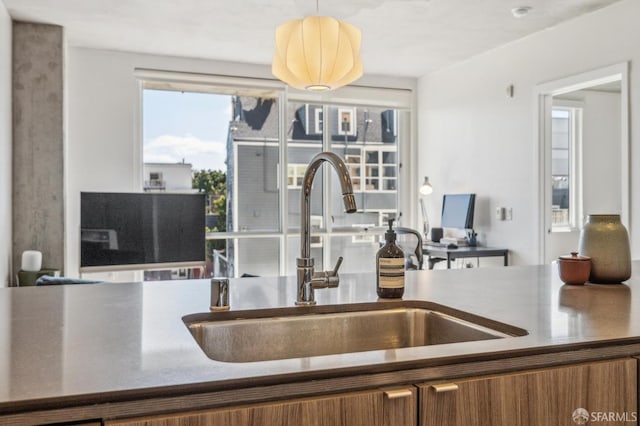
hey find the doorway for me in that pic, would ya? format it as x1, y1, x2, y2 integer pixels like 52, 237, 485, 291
535, 63, 629, 264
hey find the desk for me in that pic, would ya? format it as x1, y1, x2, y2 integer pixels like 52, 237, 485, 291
423, 244, 508, 269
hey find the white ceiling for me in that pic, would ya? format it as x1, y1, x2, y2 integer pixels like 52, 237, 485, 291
2, 0, 623, 77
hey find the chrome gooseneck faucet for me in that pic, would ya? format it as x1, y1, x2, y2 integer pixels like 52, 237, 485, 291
296, 152, 357, 305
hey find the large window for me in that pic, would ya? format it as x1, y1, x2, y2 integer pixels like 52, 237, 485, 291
284, 103, 403, 274
142, 89, 231, 280
140, 75, 412, 278
551, 106, 583, 230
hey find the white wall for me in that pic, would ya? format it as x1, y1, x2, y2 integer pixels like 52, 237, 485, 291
417, 0, 640, 265
66, 48, 416, 279
0, 4, 11, 287
580, 91, 622, 216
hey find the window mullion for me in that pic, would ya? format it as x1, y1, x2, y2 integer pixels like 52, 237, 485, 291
569, 109, 575, 228
322, 104, 332, 271
571, 108, 583, 229
279, 90, 289, 276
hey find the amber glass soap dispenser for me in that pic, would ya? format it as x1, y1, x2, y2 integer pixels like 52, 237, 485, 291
376, 219, 405, 298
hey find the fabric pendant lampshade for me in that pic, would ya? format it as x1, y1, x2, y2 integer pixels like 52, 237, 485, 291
272, 16, 363, 92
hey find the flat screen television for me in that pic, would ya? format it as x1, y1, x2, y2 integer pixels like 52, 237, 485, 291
441, 193, 476, 230
80, 192, 206, 272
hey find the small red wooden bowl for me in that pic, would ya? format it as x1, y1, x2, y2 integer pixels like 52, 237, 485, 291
558, 252, 591, 285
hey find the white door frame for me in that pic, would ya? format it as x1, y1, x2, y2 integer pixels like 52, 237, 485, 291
533, 62, 629, 264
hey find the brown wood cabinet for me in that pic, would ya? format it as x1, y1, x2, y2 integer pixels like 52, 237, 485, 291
418, 358, 637, 426
27, 358, 637, 426
106, 387, 416, 426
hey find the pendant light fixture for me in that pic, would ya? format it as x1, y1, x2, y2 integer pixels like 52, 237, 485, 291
272, 0, 363, 92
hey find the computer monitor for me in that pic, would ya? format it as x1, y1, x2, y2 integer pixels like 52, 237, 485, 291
441, 193, 476, 230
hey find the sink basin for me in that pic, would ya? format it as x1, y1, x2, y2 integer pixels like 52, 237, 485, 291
183, 301, 527, 363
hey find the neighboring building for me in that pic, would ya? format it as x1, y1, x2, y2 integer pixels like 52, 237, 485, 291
143, 162, 194, 192
224, 96, 399, 277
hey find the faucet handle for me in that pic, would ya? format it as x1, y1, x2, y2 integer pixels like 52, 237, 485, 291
324, 256, 344, 287
331, 256, 344, 276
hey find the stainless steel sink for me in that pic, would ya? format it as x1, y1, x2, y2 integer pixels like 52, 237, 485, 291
183, 302, 527, 363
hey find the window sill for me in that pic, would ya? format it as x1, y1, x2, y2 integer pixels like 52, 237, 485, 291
551, 226, 579, 233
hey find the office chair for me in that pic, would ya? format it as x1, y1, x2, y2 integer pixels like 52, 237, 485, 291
394, 227, 424, 270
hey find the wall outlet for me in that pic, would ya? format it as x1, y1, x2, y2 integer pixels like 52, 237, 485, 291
496, 207, 505, 220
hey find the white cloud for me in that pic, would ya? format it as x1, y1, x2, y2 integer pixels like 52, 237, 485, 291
224, 102, 233, 117
144, 135, 226, 171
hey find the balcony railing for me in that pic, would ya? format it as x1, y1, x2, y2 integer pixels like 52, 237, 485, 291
143, 180, 166, 191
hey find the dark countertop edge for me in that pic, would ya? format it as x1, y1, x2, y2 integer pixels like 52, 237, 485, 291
3, 337, 640, 420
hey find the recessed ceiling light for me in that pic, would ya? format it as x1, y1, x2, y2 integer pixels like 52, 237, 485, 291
511, 6, 532, 18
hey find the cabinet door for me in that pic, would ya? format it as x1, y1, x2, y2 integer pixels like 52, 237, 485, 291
419, 358, 636, 426
107, 388, 415, 426
382, 387, 417, 426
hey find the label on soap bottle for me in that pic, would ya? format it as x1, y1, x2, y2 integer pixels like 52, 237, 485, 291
378, 257, 405, 288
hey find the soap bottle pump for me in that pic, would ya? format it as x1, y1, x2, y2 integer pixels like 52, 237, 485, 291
376, 219, 405, 298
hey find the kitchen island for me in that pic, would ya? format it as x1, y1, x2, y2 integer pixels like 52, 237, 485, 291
0, 263, 638, 425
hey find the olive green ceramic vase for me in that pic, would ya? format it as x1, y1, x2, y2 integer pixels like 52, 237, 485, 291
578, 214, 631, 284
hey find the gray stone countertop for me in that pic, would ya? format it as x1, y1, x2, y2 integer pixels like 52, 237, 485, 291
0, 262, 638, 412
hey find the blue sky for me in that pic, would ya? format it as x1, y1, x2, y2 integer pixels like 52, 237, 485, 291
143, 89, 230, 171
